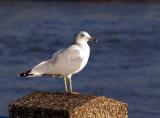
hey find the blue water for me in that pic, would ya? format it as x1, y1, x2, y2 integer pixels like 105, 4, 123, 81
0, 1, 160, 118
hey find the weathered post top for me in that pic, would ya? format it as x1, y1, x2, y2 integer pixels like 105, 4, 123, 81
9, 92, 128, 118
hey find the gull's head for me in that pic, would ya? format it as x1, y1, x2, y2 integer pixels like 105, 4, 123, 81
75, 31, 96, 44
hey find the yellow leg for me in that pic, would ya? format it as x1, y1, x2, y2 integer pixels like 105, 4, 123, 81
68, 78, 72, 93
64, 76, 68, 92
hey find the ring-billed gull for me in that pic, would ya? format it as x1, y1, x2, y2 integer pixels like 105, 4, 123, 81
20, 31, 97, 93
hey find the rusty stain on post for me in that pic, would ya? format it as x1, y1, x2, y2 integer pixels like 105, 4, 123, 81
9, 92, 128, 118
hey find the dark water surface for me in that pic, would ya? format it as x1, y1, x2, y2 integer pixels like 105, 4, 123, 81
0, 1, 160, 117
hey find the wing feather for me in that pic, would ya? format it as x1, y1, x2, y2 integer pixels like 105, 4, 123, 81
31, 45, 83, 75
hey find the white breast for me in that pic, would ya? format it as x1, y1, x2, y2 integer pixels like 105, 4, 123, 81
73, 43, 90, 74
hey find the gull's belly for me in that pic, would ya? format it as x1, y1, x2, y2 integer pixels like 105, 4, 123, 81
66, 60, 83, 74
50, 54, 89, 75
61, 57, 88, 75
47, 57, 83, 75
70, 56, 89, 75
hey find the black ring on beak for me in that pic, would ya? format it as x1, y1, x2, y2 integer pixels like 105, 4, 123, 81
90, 36, 97, 42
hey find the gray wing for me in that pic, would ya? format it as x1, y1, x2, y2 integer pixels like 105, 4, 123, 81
31, 45, 83, 76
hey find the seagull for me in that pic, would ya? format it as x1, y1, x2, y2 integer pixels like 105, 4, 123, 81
19, 31, 97, 93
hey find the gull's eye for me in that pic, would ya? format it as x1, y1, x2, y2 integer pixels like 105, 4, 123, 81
81, 34, 85, 37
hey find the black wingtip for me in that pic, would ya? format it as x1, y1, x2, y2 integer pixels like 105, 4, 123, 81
19, 69, 32, 77
19, 72, 26, 77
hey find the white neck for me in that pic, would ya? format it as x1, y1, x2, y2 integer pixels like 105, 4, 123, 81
75, 40, 90, 56
75, 40, 88, 45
